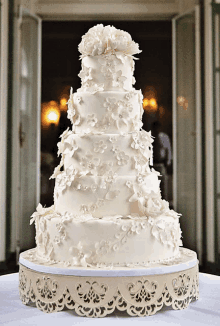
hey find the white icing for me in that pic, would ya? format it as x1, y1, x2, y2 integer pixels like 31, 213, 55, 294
80, 55, 134, 91
32, 206, 182, 268
67, 90, 144, 134
30, 24, 183, 269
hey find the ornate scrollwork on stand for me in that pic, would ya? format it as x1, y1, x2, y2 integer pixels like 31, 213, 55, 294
19, 261, 199, 317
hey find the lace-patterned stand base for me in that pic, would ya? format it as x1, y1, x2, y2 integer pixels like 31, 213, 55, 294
19, 248, 199, 317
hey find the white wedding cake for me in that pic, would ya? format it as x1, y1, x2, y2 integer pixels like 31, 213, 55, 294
31, 24, 183, 269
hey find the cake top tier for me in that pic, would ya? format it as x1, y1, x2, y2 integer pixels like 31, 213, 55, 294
78, 24, 141, 58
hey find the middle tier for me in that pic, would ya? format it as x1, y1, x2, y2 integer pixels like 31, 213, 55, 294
58, 132, 153, 177
54, 174, 161, 217
68, 90, 144, 134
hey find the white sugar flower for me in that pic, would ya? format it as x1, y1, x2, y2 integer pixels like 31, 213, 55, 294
138, 191, 169, 217
140, 129, 154, 144
93, 140, 107, 153
112, 70, 127, 89
131, 221, 143, 234
69, 242, 91, 267
67, 88, 76, 123
104, 97, 117, 112
126, 180, 132, 189
129, 189, 145, 206
30, 203, 54, 225
67, 107, 76, 124
55, 166, 78, 193
133, 155, 146, 172
91, 184, 98, 193
99, 54, 117, 73
89, 204, 97, 213
96, 198, 104, 207
116, 151, 129, 166
78, 24, 141, 57
87, 113, 98, 127
98, 162, 110, 176
78, 66, 92, 83
125, 91, 135, 101
109, 135, 117, 143
132, 76, 136, 85
111, 109, 130, 130
137, 174, 145, 184
59, 127, 71, 140
57, 131, 78, 158
65, 165, 78, 187
80, 205, 89, 214
61, 212, 72, 224
105, 170, 117, 183
63, 135, 78, 157
111, 145, 120, 154
131, 137, 145, 151
95, 240, 110, 255
90, 83, 104, 94
56, 173, 68, 193
105, 190, 120, 200
74, 94, 82, 104
50, 163, 63, 180
102, 70, 113, 79
132, 117, 143, 131
80, 154, 100, 175
113, 243, 119, 251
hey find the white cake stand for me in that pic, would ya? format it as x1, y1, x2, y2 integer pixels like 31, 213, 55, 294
19, 247, 199, 317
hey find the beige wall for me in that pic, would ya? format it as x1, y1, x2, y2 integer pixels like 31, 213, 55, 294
34, 0, 179, 20
177, 0, 199, 14
13, 0, 201, 19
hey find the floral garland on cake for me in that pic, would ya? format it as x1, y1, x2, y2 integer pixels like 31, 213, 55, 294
78, 24, 141, 58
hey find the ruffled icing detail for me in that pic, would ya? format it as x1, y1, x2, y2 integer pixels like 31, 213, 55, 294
78, 24, 141, 58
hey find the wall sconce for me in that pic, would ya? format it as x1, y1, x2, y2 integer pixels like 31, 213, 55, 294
41, 101, 60, 128
143, 97, 158, 112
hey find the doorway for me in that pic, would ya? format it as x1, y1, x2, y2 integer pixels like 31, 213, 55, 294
40, 20, 173, 208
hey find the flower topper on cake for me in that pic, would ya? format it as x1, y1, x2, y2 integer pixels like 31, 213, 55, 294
78, 24, 142, 58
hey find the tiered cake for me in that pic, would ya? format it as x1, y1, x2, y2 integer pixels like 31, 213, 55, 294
31, 24, 183, 269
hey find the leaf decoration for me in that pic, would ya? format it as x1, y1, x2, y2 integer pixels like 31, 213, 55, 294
105, 190, 120, 200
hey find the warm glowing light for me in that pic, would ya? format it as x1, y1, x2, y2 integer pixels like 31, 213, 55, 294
47, 110, 59, 123
149, 98, 157, 108
177, 96, 188, 110
60, 97, 68, 111
41, 101, 60, 127
143, 98, 149, 107
143, 97, 158, 112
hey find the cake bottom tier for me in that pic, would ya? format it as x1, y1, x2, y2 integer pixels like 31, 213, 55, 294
33, 208, 182, 268
19, 248, 199, 317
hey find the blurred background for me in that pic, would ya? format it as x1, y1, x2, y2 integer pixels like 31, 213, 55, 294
1, 0, 220, 276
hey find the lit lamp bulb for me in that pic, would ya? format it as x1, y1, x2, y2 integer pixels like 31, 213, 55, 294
41, 101, 60, 127
47, 110, 59, 123
143, 98, 149, 108
143, 97, 158, 112
149, 98, 157, 109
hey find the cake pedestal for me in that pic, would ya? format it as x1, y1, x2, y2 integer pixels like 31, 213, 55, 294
19, 247, 199, 317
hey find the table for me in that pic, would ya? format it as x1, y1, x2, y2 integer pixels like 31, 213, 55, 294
0, 272, 220, 325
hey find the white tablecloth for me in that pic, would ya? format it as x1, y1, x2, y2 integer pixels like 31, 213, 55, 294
0, 272, 220, 325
